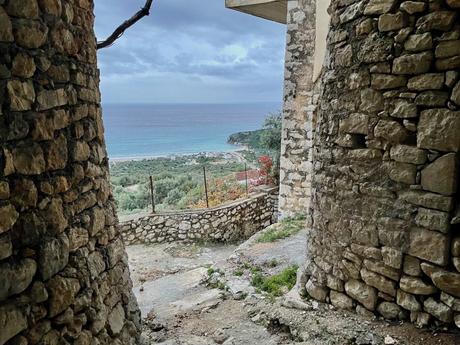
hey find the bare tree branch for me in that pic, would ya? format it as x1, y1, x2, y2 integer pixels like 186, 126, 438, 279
97, 0, 154, 50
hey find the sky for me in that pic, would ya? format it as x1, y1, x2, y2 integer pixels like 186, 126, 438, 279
94, 0, 286, 104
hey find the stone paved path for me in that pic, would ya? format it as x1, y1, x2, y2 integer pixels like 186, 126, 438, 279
127, 227, 460, 345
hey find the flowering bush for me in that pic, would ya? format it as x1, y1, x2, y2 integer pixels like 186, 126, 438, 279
249, 155, 275, 188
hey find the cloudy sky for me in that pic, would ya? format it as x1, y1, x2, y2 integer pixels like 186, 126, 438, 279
94, 0, 286, 104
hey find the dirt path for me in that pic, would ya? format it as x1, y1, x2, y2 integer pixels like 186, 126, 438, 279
127, 228, 460, 345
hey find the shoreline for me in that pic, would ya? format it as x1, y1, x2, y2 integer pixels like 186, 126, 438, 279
108, 148, 250, 164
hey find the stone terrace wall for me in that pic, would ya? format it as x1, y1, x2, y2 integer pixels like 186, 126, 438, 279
0, 1, 140, 344
120, 187, 278, 245
305, 0, 460, 328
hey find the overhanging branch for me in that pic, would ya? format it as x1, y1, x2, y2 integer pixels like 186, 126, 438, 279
97, 0, 154, 50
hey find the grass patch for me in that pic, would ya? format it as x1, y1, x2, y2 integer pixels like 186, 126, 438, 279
257, 214, 306, 243
233, 269, 244, 276
251, 265, 299, 297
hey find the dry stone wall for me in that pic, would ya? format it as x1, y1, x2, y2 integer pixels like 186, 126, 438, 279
120, 187, 278, 245
305, 0, 460, 328
278, 0, 318, 218
0, 1, 141, 344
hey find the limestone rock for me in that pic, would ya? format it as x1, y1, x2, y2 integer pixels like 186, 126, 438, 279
0, 7, 14, 42
421, 153, 458, 196
47, 276, 80, 317
377, 302, 401, 319
390, 100, 417, 118
107, 238, 126, 268
11, 178, 38, 208
45, 133, 68, 170
358, 34, 392, 64
13, 19, 48, 49
415, 91, 449, 107
39, 0, 63, 16
400, 275, 437, 295
0, 258, 37, 300
330, 291, 354, 310
6, 0, 39, 19
374, 120, 408, 143
306, 279, 328, 302
400, 1, 426, 14
0, 204, 19, 234
371, 74, 406, 90
408, 228, 449, 266
361, 268, 396, 296
360, 88, 385, 112
404, 33, 432, 52
399, 190, 453, 212
108, 303, 125, 335
41, 198, 68, 235
89, 206, 106, 236
39, 235, 69, 280
388, 162, 416, 184
364, 0, 397, 15
345, 279, 378, 310
424, 298, 453, 323
339, 113, 369, 135
382, 247, 403, 269
408, 73, 444, 90
403, 256, 421, 276
0, 234, 12, 260
416, 11, 456, 32
0, 304, 28, 345
7, 80, 35, 111
37, 89, 68, 111
12, 53, 36, 78
390, 145, 426, 164
378, 12, 406, 32
421, 263, 460, 298
451, 81, 460, 106
393, 52, 432, 75
397, 289, 421, 311
453, 237, 460, 257
436, 40, 460, 59
72, 141, 91, 162
12, 143, 46, 175
88, 250, 106, 279
68, 228, 89, 252
415, 208, 450, 233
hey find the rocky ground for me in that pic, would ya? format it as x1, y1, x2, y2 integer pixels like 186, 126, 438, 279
126, 226, 460, 345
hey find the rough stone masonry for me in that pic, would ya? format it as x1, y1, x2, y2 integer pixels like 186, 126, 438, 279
0, 0, 141, 344
305, 0, 460, 329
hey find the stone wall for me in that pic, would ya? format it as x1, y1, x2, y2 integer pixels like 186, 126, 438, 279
0, 1, 140, 344
278, 0, 318, 217
120, 187, 278, 245
305, 0, 460, 328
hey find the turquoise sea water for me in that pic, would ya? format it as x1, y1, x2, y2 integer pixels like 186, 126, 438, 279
102, 103, 281, 159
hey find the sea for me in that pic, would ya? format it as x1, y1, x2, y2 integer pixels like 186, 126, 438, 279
102, 103, 281, 160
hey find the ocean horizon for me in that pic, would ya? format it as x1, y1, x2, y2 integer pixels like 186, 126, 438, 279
102, 102, 281, 159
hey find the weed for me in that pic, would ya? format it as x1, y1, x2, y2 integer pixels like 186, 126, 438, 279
233, 269, 244, 276
257, 215, 306, 243
267, 259, 279, 267
250, 265, 299, 297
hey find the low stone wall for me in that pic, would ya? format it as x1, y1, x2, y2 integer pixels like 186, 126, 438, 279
119, 187, 278, 245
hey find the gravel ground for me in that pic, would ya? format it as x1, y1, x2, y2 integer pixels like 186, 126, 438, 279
127, 227, 460, 345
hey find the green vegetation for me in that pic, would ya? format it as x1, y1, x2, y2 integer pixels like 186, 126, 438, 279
228, 113, 282, 183
233, 269, 244, 276
251, 265, 299, 297
110, 153, 252, 215
257, 214, 306, 243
